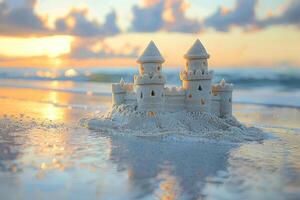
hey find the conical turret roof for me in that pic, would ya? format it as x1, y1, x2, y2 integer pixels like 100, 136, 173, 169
137, 41, 165, 63
184, 39, 209, 59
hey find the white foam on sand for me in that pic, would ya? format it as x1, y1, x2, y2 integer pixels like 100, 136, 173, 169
82, 104, 265, 143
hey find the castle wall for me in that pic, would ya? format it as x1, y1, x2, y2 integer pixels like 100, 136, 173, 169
219, 91, 232, 118
211, 94, 221, 117
164, 95, 185, 111
135, 84, 165, 111
164, 87, 185, 111
124, 91, 137, 104
112, 93, 125, 105
183, 79, 211, 112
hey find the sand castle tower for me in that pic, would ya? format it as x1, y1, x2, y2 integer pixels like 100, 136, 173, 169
211, 85, 221, 117
213, 79, 233, 117
112, 78, 126, 106
134, 41, 166, 111
180, 39, 213, 112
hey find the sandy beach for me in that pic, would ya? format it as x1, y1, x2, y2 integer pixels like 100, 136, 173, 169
0, 78, 299, 199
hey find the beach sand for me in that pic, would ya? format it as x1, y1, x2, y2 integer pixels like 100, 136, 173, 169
0, 87, 300, 200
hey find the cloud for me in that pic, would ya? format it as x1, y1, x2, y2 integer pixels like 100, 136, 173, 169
131, 1, 164, 32
163, 0, 202, 33
55, 9, 120, 37
130, 0, 300, 33
0, 0, 121, 37
67, 38, 139, 59
204, 0, 257, 32
1, 0, 299, 39
258, 0, 300, 28
130, 0, 202, 33
0, 0, 50, 36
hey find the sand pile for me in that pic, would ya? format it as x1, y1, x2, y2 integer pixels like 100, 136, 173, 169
82, 104, 265, 143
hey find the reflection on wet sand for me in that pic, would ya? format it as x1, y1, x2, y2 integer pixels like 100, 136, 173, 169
0, 88, 81, 176
203, 127, 300, 200
42, 92, 64, 121
0, 87, 110, 124
0, 89, 72, 123
234, 104, 300, 129
0, 112, 115, 199
155, 168, 181, 200
108, 136, 235, 199
24, 128, 73, 171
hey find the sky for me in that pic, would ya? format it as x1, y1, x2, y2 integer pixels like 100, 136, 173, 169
0, 0, 299, 68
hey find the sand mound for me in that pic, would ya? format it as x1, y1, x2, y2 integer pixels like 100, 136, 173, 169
82, 104, 265, 143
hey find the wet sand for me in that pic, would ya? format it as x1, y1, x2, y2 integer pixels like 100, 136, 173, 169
0, 87, 299, 200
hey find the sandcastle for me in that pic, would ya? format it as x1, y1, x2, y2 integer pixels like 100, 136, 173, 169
112, 39, 233, 118
85, 39, 264, 142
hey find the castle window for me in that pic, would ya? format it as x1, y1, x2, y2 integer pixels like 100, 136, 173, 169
201, 98, 205, 105
151, 90, 155, 96
140, 92, 143, 99
229, 98, 232, 103
198, 85, 202, 91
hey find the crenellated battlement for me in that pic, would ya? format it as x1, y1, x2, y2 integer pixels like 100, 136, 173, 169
213, 79, 234, 92
164, 87, 185, 96
124, 91, 137, 104
124, 83, 134, 91
112, 81, 134, 94
112, 83, 126, 94
134, 74, 166, 85
180, 69, 213, 81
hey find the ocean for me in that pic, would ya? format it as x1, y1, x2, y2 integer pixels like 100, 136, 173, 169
0, 66, 300, 108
